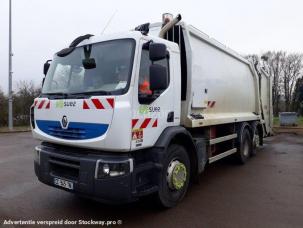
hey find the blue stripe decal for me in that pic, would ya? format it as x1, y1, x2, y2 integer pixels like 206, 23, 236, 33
36, 120, 109, 140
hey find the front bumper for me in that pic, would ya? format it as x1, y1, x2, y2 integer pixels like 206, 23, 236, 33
34, 143, 161, 204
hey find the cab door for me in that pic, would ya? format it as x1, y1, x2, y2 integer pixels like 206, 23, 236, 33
131, 40, 180, 150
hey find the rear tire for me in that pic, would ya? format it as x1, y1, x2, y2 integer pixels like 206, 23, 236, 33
156, 144, 190, 208
251, 122, 262, 156
235, 127, 252, 164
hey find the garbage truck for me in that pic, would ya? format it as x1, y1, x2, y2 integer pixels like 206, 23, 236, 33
31, 13, 273, 207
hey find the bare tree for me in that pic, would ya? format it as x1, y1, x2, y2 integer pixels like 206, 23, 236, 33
13, 80, 41, 126
293, 76, 303, 115
0, 81, 42, 127
263, 51, 286, 116
281, 54, 303, 111
0, 88, 8, 126
246, 54, 259, 66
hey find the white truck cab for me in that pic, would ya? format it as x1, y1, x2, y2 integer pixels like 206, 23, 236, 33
33, 32, 180, 151
32, 14, 272, 207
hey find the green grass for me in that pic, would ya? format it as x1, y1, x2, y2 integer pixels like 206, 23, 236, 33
273, 116, 303, 127
273, 117, 279, 126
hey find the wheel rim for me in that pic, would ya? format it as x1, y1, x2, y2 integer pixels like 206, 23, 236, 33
166, 160, 187, 190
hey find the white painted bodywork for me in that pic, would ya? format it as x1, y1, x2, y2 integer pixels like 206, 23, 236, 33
130, 37, 181, 151
259, 68, 273, 135
149, 22, 263, 127
182, 24, 261, 127
32, 32, 181, 152
32, 32, 141, 151
32, 20, 272, 152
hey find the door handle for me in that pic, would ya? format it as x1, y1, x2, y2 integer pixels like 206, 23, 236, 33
167, 112, 174, 122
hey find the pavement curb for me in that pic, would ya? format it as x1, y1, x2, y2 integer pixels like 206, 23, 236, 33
273, 127, 303, 135
0, 130, 31, 134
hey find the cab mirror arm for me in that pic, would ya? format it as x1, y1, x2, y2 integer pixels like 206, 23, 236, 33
43, 60, 52, 76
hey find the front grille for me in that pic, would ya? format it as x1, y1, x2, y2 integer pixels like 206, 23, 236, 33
48, 127, 86, 140
49, 156, 80, 180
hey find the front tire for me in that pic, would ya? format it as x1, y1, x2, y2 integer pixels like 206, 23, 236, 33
156, 144, 190, 208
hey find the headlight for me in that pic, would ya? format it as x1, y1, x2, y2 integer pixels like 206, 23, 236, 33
95, 159, 133, 179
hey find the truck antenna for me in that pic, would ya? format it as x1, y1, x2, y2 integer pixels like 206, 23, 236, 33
101, 10, 117, 35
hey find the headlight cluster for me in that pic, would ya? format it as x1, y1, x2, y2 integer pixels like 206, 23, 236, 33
95, 159, 133, 179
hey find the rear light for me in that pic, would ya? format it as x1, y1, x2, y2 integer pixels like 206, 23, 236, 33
30, 105, 35, 129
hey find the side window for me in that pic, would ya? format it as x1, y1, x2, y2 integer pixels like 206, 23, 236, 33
138, 49, 169, 103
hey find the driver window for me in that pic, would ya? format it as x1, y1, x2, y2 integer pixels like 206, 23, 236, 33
138, 49, 169, 101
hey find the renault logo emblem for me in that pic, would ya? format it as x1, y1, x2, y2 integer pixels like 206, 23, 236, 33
61, 115, 69, 129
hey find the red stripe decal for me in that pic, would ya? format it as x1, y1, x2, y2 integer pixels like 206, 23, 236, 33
83, 100, 89, 109
140, 118, 151, 129
34, 100, 38, 107
45, 101, 50, 109
152, 119, 158, 128
132, 119, 139, 128
91, 99, 104, 109
106, 98, 114, 108
38, 100, 45, 109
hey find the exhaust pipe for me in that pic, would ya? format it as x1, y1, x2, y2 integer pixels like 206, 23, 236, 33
159, 14, 182, 38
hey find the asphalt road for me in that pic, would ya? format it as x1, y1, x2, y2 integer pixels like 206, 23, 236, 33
0, 132, 303, 228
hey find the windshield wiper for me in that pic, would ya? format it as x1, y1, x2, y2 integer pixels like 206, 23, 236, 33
69, 91, 112, 96
42, 91, 112, 99
43, 92, 68, 96
42, 92, 69, 99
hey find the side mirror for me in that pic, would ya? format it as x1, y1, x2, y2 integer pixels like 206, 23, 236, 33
149, 43, 167, 61
149, 64, 168, 91
43, 60, 52, 75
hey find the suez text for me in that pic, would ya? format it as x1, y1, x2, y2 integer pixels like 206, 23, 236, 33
55, 101, 76, 108
149, 106, 160, 112
139, 105, 161, 114
64, 101, 76, 107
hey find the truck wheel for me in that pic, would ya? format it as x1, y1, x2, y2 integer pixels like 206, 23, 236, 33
251, 122, 262, 156
235, 127, 252, 164
157, 144, 190, 208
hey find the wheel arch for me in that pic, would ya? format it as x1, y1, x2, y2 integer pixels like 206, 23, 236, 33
237, 122, 253, 140
252, 121, 264, 146
235, 121, 253, 163
154, 126, 199, 180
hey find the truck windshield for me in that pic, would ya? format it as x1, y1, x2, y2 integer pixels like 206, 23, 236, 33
42, 39, 135, 97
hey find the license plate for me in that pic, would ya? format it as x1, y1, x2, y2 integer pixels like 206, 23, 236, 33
54, 177, 74, 190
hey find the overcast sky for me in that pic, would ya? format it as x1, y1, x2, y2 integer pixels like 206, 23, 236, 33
0, 0, 303, 94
